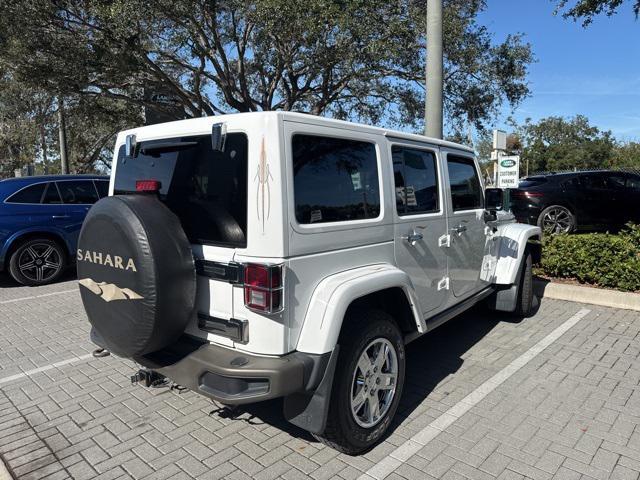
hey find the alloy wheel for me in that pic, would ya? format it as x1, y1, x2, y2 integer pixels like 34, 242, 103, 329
542, 207, 572, 234
350, 338, 398, 428
17, 243, 63, 283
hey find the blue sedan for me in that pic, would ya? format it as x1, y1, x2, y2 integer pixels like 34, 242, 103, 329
0, 175, 109, 285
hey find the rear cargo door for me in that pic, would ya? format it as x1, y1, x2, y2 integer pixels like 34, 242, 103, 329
112, 133, 249, 346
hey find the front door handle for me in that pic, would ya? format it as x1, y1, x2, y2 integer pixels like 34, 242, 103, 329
52, 215, 70, 219
451, 225, 467, 235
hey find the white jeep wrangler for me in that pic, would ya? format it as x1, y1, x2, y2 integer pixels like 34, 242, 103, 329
78, 112, 540, 454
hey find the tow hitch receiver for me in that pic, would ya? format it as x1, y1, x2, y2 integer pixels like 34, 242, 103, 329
131, 369, 165, 387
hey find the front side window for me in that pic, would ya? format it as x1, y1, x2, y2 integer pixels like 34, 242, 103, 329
392, 146, 439, 215
57, 181, 99, 204
114, 133, 248, 247
6, 183, 46, 204
447, 155, 482, 211
293, 134, 380, 224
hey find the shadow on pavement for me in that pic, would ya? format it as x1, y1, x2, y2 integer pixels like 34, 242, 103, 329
210, 300, 540, 448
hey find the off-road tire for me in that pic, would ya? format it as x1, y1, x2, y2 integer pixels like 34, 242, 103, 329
313, 308, 405, 455
514, 251, 534, 317
8, 238, 66, 286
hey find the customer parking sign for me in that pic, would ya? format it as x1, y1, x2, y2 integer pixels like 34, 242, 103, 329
497, 156, 520, 189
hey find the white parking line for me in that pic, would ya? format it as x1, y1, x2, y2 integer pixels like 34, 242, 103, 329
0, 288, 78, 305
0, 353, 94, 386
359, 308, 592, 480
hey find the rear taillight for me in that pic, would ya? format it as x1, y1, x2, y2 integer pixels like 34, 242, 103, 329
135, 179, 161, 192
512, 190, 544, 198
244, 264, 284, 313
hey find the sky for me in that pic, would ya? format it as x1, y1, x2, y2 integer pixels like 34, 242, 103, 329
477, 0, 640, 141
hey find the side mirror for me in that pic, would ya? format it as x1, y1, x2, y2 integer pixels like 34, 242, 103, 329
485, 188, 503, 212
125, 134, 136, 157
211, 122, 227, 152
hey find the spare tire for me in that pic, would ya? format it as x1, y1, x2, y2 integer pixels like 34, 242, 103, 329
77, 194, 196, 357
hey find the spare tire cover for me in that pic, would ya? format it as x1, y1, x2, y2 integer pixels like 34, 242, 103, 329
77, 194, 196, 357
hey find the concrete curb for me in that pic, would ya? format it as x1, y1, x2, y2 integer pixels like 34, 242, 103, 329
534, 279, 640, 312
0, 458, 12, 480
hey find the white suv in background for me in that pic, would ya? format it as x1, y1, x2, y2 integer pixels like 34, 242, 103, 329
77, 112, 540, 454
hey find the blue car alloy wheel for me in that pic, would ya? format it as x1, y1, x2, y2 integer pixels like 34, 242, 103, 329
9, 239, 65, 286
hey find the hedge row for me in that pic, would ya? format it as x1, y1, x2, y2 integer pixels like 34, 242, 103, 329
537, 224, 640, 292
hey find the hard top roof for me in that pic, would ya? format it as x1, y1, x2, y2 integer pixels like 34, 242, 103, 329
119, 111, 474, 153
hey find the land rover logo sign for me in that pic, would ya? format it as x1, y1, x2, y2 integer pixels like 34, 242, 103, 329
500, 159, 516, 168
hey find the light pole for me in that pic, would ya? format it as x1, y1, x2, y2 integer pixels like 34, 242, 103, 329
425, 0, 443, 139
58, 97, 69, 174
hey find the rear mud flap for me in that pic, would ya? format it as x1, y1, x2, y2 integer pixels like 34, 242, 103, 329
283, 346, 340, 435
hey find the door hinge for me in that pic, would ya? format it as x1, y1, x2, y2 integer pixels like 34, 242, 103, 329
438, 234, 451, 248
437, 277, 450, 291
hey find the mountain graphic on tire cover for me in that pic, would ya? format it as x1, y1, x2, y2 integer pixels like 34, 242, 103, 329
79, 278, 143, 302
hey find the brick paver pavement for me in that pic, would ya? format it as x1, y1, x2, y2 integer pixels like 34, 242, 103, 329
0, 276, 639, 479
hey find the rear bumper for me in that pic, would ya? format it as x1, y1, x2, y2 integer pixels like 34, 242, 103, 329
92, 329, 331, 405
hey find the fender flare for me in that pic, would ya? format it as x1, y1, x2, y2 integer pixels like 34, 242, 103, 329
295, 264, 423, 355
493, 223, 541, 285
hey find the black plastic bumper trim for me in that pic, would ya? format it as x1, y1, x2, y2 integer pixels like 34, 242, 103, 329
132, 335, 332, 405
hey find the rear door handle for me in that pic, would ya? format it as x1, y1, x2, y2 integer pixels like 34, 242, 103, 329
52, 215, 70, 219
402, 226, 426, 246
406, 232, 423, 244
451, 225, 467, 234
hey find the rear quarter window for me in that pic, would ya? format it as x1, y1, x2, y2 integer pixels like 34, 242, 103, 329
292, 134, 381, 224
5, 183, 46, 204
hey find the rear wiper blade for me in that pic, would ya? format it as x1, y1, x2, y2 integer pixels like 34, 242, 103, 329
140, 141, 198, 155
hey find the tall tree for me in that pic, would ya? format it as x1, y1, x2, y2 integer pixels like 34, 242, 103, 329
554, 0, 640, 24
0, 0, 533, 134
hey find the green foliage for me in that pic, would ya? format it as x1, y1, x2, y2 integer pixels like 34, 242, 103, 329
554, 0, 640, 25
519, 115, 615, 173
0, 0, 533, 133
610, 141, 640, 169
539, 224, 640, 292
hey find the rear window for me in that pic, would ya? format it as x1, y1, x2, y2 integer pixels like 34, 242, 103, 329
113, 133, 248, 248
292, 134, 380, 224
